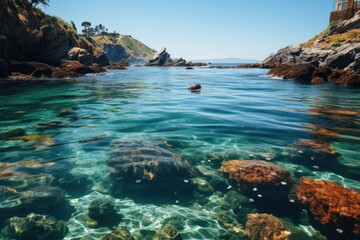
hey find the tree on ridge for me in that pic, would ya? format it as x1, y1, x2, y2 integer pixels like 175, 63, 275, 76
30, 0, 50, 8
81, 21, 91, 37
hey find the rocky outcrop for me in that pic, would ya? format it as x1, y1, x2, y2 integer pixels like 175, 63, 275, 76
262, 11, 360, 84
219, 160, 295, 193
146, 48, 207, 67
106, 61, 130, 70
93, 49, 110, 67
296, 177, 360, 237
146, 48, 172, 66
0, 0, 109, 69
245, 214, 291, 240
67, 47, 93, 66
7, 61, 105, 79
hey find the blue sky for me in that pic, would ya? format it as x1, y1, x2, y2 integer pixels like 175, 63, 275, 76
43, 0, 335, 60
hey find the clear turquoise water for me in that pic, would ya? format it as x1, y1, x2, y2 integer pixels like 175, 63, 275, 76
0, 67, 359, 239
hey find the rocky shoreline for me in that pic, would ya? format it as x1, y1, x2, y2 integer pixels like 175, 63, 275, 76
259, 11, 360, 88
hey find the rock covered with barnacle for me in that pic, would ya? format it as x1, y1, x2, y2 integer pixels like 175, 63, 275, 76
245, 213, 291, 240
218, 160, 295, 192
296, 177, 360, 237
107, 140, 192, 182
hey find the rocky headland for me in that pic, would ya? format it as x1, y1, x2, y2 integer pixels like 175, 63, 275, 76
90, 34, 156, 64
0, 0, 154, 79
260, 11, 360, 87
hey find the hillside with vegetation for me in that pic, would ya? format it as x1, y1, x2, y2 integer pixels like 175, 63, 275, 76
0, 0, 99, 65
90, 35, 156, 63
261, 11, 360, 87
262, 12, 360, 72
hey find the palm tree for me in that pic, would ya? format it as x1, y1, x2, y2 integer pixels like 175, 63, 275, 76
81, 21, 91, 37
31, 0, 50, 8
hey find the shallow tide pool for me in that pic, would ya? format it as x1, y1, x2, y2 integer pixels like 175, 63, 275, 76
0, 67, 359, 240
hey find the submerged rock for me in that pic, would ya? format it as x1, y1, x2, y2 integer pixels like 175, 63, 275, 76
245, 213, 291, 240
154, 224, 182, 240
161, 217, 185, 231
88, 197, 121, 227
20, 186, 65, 210
102, 228, 134, 240
296, 177, 360, 237
107, 140, 192, 182
219, 160, 295, 192
0, 128, 25, 140
293, 139, 337, 155
10, 135, 55, 143
1, 213, 68, 240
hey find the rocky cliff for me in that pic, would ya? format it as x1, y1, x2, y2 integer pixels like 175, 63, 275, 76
262, 11, 360, 73
0, 0, 108, 66
90, 35, 155, 63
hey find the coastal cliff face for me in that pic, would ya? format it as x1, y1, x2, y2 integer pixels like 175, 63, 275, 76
0, 0, 100, 65
262, 11, 360, 73
90, 35, 155, 63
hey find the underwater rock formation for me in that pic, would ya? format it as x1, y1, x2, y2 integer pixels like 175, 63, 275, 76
1, 213, 68, 240
293, 139, 337, 155
296, 177, 360, 237
245, 213, 291, 240
102, 228, 134, 240
87, 197, 121, 227
107, 140, 192, 182
154, 224, 182, 240
219, 160, 295, 192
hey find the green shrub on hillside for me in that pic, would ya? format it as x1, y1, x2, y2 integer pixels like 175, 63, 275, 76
332, 37, 345, 46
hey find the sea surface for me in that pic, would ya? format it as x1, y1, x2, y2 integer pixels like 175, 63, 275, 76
0, 66, 359, 239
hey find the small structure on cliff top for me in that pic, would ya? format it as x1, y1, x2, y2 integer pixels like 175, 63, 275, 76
330, 0, 360, 23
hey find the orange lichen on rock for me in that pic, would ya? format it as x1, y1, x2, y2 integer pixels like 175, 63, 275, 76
293, 139, 337, 154
245, 213, 291, 240
296, 177, 360, 236
219, 160, 295, 191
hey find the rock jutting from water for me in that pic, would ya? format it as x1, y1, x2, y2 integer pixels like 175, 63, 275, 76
219, 160, 295, 193
296, 177, 360, 238
1, 213, 69, 240
245, 213, 291, 240
146, 48, 207, 67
